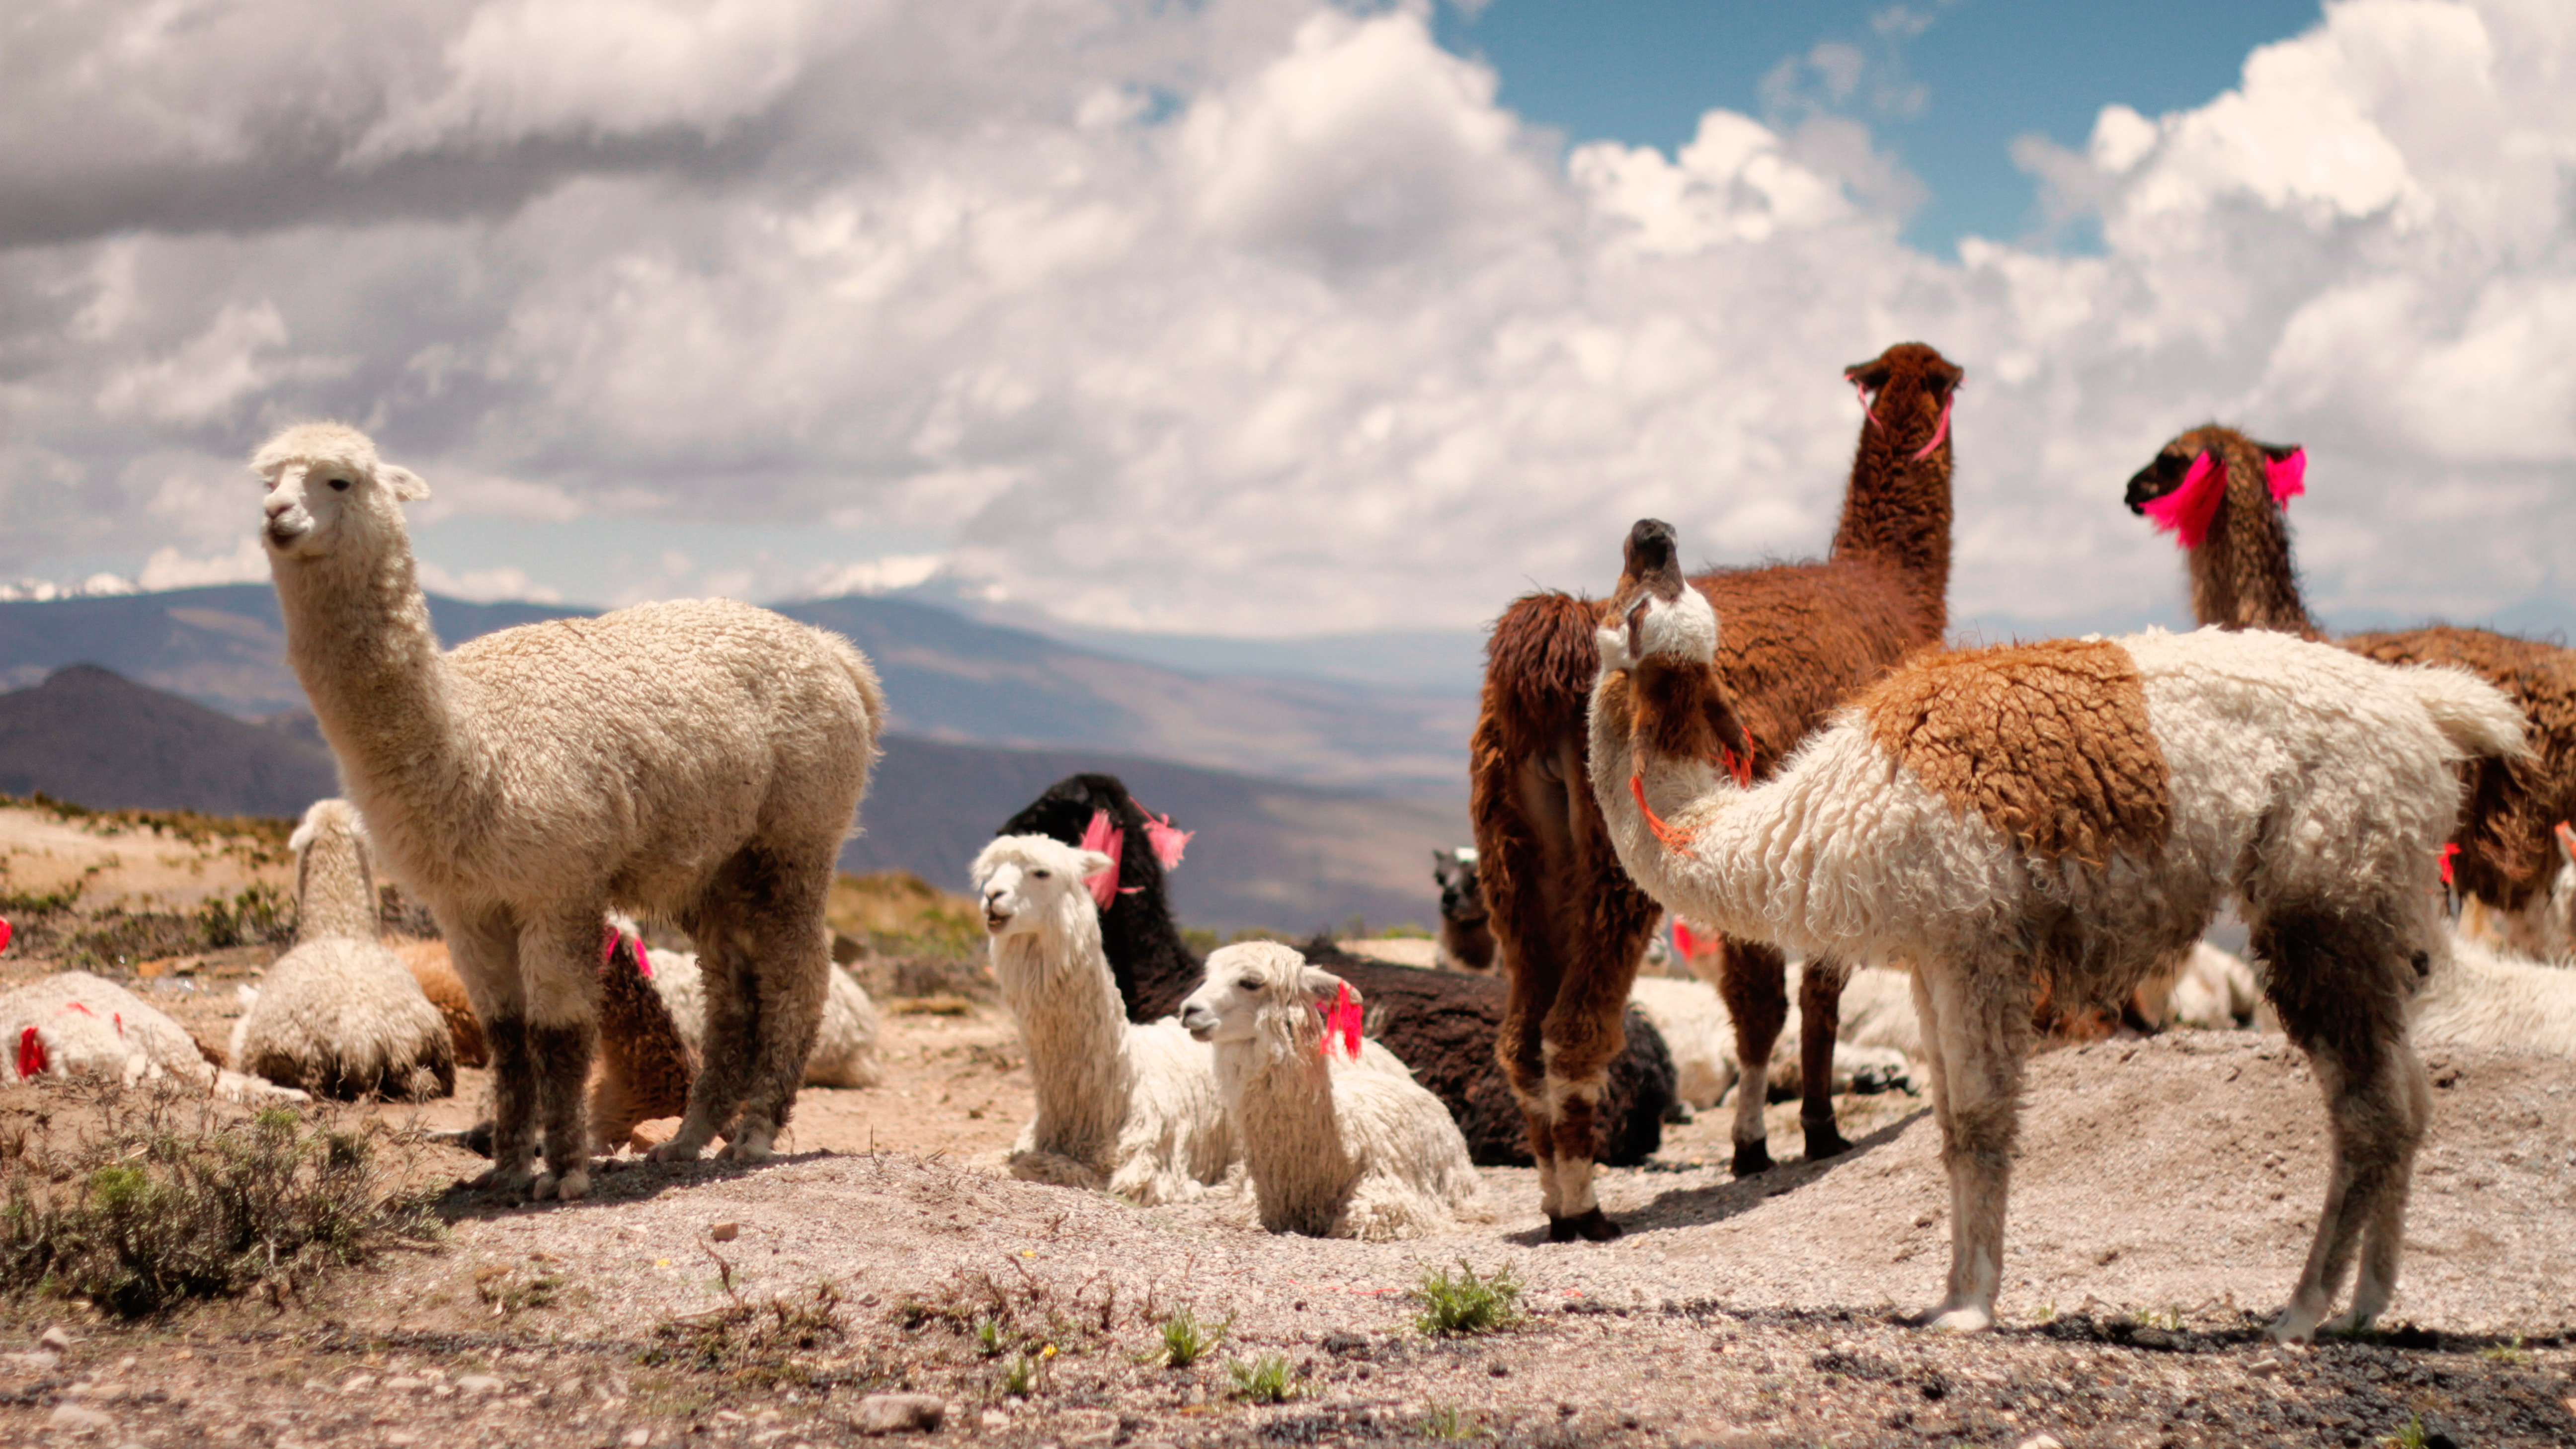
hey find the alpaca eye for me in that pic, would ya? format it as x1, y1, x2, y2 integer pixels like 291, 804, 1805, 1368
328, 477, 349, 491
1240, 976, 1263, 990
1031, 869, 1051, 880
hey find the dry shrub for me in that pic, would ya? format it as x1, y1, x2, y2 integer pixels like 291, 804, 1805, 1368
0, 1079, 439, 1317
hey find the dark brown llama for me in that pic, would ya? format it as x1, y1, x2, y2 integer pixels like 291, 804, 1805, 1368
1472, 341, 1961, 1240
2126, 426, 2576, 913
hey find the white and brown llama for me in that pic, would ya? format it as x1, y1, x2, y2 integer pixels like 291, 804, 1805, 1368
1589, 517, 2524, 1341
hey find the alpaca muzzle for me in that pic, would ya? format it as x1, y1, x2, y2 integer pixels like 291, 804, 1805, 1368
1179, 1004, 1217, 1040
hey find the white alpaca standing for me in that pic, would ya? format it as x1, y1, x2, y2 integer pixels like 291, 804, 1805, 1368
973, 834, 1235, 1203
2414, 933, 2576, 1058
229, 800, 456, 1099
252, 422, 883, 1201
1180, 942, 1484, 1240
645, 946, 883, 1088
1590, 518, 2524, 1342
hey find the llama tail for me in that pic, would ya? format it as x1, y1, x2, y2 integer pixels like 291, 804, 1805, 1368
2406, 665, 2531, 763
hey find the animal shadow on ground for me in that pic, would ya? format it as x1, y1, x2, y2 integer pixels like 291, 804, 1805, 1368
430, 1149, 833, 1222
1625, 1108, 1930, 1235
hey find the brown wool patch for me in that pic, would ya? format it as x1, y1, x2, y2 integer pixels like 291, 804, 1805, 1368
1859, 639, 2172, 865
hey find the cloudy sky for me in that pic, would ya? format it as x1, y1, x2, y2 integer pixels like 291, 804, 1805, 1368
4, 0, 2572, 641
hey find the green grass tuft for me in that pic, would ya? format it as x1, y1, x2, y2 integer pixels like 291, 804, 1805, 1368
1225, 1353, 1297, 1404
1410, 1260, 1524, 1337
1154, 1306, 1225, 1368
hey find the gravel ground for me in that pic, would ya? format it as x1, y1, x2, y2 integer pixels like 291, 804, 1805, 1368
5, 1029, 2574, 1447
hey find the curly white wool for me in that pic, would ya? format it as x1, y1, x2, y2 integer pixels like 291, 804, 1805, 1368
645, 945, 883, 1089
1179, 942, 1483, 1240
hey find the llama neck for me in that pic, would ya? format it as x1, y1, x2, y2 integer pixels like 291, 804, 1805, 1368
2187, 467, 2319, 637
272, 535, 469, 824
993, 921, 1133, 1158
296, 835, 379, 942
1830, 401, 1953, 636
1215, 1018, 1355, 1226
1587, 677, 1824, 950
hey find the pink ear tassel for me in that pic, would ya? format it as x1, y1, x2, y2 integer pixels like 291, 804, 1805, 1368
1319, 982, 1363, 1062
635, 940, 652, 978
1911, 392, 1954, 462
2439, 842, 2459, 887
2141, 451, 2226, 550
1079, 809, 1124, 912
16, 1026, 43, 1080
1850, 376, 1879, 429
0, 917, 11, 955
2264, 448, 2306, 508
1142, 810, 1192, 870
600, 924, 618, 963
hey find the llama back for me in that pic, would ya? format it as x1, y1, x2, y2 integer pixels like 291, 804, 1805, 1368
414, 597, 878, 900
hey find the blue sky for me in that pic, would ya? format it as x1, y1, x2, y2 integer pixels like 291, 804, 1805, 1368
1442, 0, 2327, 254
5, 0, 2572, 647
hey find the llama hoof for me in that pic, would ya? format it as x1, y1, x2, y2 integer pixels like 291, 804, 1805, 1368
469, 1165, 535, 1197
646, 1138, 706, 1164
1546, 1214, 1581, 1243
1918, 1303, 1994, 1334
1569, 1207, 1622, 1242
1730, 1140, 1774, 1177
2265, 1310, 2326, 1344
717, 1138, 776, 1164
531, 1168, 590, 1203
1801, 1125, 1853, 1161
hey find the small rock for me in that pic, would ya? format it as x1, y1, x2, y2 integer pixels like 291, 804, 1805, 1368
623, 1430, 652, 1448
2246, 1358, 2280, 1379
49, 1403, 114, 1435
981, 1411, 1010, 1432
853, 1392, 948, 1435
711, 1221, 740, 1243
456, 1373, 505, 1395
2014, 1436, 2065, 1449
39, 1326, 74, 1353
383, 1377, 424, 1393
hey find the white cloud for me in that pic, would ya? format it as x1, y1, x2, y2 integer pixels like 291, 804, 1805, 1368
5, 0, 2576, 641
137, 538, 268, 591
801, 552, 946, 598
413, 560, 564, 604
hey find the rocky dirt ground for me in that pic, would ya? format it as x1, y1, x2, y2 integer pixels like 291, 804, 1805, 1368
4, 804, 2576, 1447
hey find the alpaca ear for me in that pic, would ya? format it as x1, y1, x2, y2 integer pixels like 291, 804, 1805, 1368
380, 464, 432, 502
1300, 967, 1356, 1005
1075, 849, 1115, 879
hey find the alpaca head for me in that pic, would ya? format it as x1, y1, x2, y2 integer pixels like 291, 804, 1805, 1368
251, 422, 431, 564
1598, 518, 1756, 774
1177, 941, 1353, 1052
2123, 424, 2305, 549
972, 834, 1113, 946
1846, 341, 1964, 460
1433, 848, 1484, 928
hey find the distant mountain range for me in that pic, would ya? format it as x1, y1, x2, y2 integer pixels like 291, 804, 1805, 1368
0, 664, 1460, 933
0, 585, 1472, 793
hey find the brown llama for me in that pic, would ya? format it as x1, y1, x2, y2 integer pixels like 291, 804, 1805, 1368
2126, 426, 2576, 914
1471, 341, 1960, 1240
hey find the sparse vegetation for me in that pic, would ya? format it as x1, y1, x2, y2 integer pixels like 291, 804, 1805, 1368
1225, 1352, 1297, 1403
1152, 1305, 1225, 1368
892, 1261, 1130, 1360
828, 871, 986, 961
1001, 1351, 1042, 1397
2477, 1337, 2529, 1365
194, 882, 293, 949
642, 1282, 849, 1384
473, 1259, 565, 1318
2381, 1415, 2431, 1449
0, 1081, 439, 1318
1420, 1404, 1485, 1440
1410, 1260, 1524, 1337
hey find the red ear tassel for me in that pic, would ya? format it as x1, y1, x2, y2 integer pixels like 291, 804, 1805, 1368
16, 1026, 43, 1080
1079, 809, 1124, 911
2438, 842, 2459, 886
0, 917, 12, 955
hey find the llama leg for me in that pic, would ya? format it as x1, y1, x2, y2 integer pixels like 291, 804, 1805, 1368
1798, 954, 1854, 1160
447, 911, 536, 1194
1479, 732, 1575, 1225
1917, 963, 2030, 1333
1718, 938, 1790, 1176
1498, 963, 1561, 1224
522, 911, 602, 1203
1538, 906, 1644, 1242
658, 888, 754, 1161
2255, 909, 2424, 1341
723, 850, 834, 1161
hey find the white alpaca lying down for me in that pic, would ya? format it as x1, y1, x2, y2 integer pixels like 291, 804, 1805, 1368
1626, 974, 1911, 1111
974, 834, 1236, 1204
642, 943, 883, 1089
1181, 942, 1484, 1240
2414, 932, 2576, 1059
4, 971, 305, 1105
